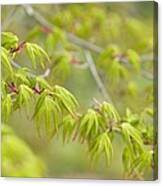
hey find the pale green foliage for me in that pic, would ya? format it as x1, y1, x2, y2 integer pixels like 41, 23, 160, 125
52, 54, 71, 82
1, 32, 18, 50
62, 115, 76, 143
97, 45, 141, 84
124, 108, 139, 126
26, 42, 50, 69
45, 26, 67, 52
122, 147, 133, 172
14, 68, 31, 85
100, 101, 120, 122
127, 49, 140, 72
89, 132, 113, 166
35, 76, 52, 89
33, 91, 61, 136
1, 80, 8, 97
121, 122, 143, 150
54, 85, 79, 115
31, 84, 78, 137
2, 94, 13, 123
1, 47, 13, 77
16, 84, 33, 107
127, 81, 138, 97
2, 125, 46, 177
130, 150, 153, 175
78, 109, 103, 141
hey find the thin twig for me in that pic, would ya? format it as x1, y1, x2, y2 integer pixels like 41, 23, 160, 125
84, 50, 113, 103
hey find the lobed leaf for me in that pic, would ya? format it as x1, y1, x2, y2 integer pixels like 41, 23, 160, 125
62, 115, 76, 143
79, 109, 102, 142
127, 49, 140, 72
1, 32, 19, 50
54, 85, 78, 115
33, 92, 61, 137
16, 84, 33, 107
121, 122, 144, 151
100, 101, 120, 122
26, 42, 50, 69
129, 150, 153, 176
89, 132, 113, 166
1, 47, 13, 77
2, 94, 13, 122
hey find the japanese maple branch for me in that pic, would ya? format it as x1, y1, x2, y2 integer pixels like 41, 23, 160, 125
21, 4, 153, 61
21, 4, 153, 80
21, 4, 102, 53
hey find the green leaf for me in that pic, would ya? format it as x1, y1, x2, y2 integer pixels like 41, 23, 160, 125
35, 77, 52, 89
62, 115, 76, 143
79, 109, 102, 141
16, 84, 33, 107
2, 94, 13, 122
1, 80, 8, 97
121, 122, 144, 151
26, 42, 50, 69
100, 101, 120, 122
54, 85, 78, 115
1, 32, 18, 50
144, 108, 153, 117
33, 93, 61, 137
89, 132, 113, 166
14, 68, 31, 85
125, 108, 139, 126
1, 47, 13, 77
45, 26, 67, 53
2, 125, 46, 177
52, 54, 71, 82
127, 49, 140, 72
130, 150, 153, 176
122, 147, 132, 172
127, 81, 138, 97
108, 59, 128, 83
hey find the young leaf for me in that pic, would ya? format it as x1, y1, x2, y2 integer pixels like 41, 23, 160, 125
130, 150, 153, 176
79, 109, 102, 141
127, 49, 140, 72
33, 93, 61, 137
62, 115, 76, 143
122, 147, 132, 173
16, 84, 33, 107
35, 77, 52, 90
2, 94, 13, 122
1, 47, 13, 77
89, 132, 113, 166
108, 59, 128, 83
100, 101, 120, 122
54, 85, 78, 115
25, 42, 50, 69
127, 81, 138, 97
14, 68, 31, 85
121, 122, 144, 151
124, 108, 139, 126
1, 32, 18, 50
